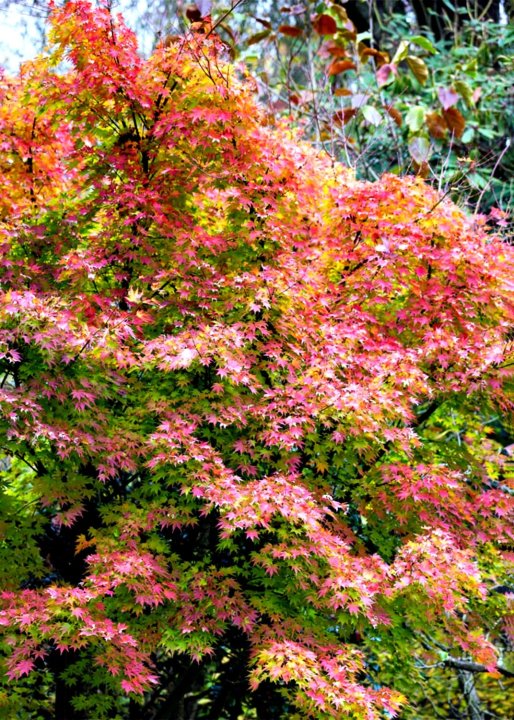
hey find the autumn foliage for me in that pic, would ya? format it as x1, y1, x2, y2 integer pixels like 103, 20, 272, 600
0, 2, 513, 717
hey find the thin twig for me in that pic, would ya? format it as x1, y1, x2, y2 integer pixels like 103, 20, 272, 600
205, 0, 247, 39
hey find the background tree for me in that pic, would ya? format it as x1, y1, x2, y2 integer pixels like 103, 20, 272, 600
1, 0, 512, 215
224, 0, 513, 222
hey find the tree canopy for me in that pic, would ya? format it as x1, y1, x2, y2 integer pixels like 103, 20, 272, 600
0, 2, 513, 718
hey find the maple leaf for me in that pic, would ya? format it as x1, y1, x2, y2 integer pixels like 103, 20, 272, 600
7, 659, 34, 679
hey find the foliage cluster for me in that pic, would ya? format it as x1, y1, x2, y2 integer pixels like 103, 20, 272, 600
231, 0, 513, 221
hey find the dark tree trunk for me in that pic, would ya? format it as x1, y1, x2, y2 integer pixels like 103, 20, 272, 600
52, 650, 87, 720
410, 0, 502, 41
457, 669, 485, 720
342, 1, 412, 45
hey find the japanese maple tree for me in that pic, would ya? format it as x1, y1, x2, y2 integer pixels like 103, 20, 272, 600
0, 2, 513, 718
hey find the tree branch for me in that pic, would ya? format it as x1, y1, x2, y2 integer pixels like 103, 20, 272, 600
445, 656, 514, 679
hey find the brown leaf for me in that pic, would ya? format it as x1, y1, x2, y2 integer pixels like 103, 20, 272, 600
253, 17, 272, 29
324, 41, 347, 58
384, 105, 402, 127
426, 112, 448, 139
413, 160, 430, 178
333, 108, 357, 125
443, 107, 465, 138
247, 30, 272, 46
278, 25, 303, 38
339, 28, 357, 42
328, 60, 356, 76
186, 5, 202, 22
312, 14, 337, 35
360, 47, 389, 67
406, 56, 428, 85
334, 88, 352, 97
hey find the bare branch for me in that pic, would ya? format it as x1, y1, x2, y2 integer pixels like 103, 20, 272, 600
445, 657, 514, 679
